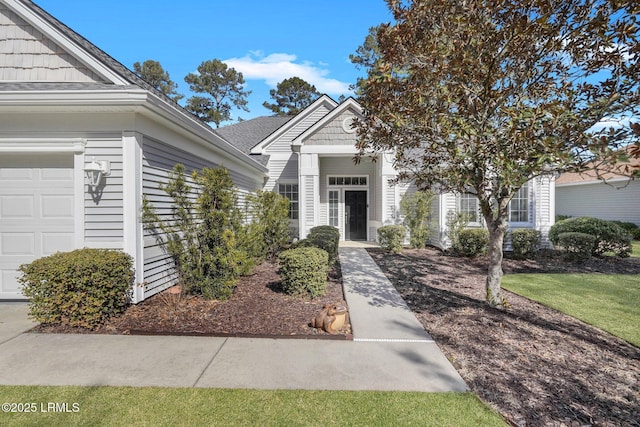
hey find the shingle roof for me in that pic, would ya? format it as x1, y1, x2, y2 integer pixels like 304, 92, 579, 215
0, 82, 138, 91
215, 116, 293, 165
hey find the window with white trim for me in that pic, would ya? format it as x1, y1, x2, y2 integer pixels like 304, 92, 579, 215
329, 190, 339, 227
509, 183, 529, 223
278, 183, 298, 220
328, 176, 367, 186
458, 193, 479, 223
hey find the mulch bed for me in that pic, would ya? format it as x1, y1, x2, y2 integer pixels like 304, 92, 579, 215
35, 261, 351, 338
367, 247, 640, 427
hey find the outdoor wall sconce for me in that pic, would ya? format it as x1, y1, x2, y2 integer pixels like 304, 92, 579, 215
84, 157, 110, 187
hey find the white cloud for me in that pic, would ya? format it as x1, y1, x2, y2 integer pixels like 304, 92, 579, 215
223, 52, 352, 95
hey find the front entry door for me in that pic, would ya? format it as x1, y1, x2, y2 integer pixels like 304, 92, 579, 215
345, 191, 367, 240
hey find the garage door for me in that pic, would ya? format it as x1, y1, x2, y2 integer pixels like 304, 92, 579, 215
0, 154, 75, 300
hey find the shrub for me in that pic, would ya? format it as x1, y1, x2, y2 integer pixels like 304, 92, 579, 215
549, 217, 632, 257
557, 232, 596, 261
400, 190, 435, 248
244, 190, 291, 261
610, 221, 640, 240
454, 228, 489, 257
446, 210, 470, 250
279, 247, 328, 297
306, 226, 340, 265
377, 225, 406, 253
510, 228, 541, 259
18, 249, 134, 329
142, 164, 249, 300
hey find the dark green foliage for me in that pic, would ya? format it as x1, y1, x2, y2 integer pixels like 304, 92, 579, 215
133, 59, 184, 102
142, 164, 250, 300
510, 229, 542, 259
279, 247, 329, 298
245, 191, 291, 261
184, 59, 250, 127
304, 226, 340, 266
557, 232, 596, 261
18, 249, 134, 329
556, 214, 573, 221
454, 229, 490, 257
262, 77, 321, 116
549, 217, 632, 257
610, 221, 640, 240
400, 190, 435, 248
377, 225, 406, 253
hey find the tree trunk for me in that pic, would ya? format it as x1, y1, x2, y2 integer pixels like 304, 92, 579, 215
485, 220, 507, 309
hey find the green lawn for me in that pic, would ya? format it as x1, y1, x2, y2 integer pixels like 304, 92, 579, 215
632, 240, 640, 258
503, 273, 640, 346
0, 386, 506, 427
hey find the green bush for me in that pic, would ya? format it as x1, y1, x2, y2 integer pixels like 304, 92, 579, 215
244, 190, 291, 261
400, 190, 435, 248
445, 210, 471, 251
549, 217, 632, 257
279, 247, 328, 297
18, 249, 134, 329
610, 220, 640, 240
454, 228, 489, 257
142, 164, 249, 300
377, 225, 406, 253
557, 232, 596, 261
510, 228, 541, 259
306, 226, 340, 265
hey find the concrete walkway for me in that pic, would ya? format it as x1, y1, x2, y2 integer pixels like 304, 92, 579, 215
0, 249, 466, 392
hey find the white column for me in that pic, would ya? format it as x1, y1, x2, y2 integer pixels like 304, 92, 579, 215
122, 132, 144, 303
299, 153, 319, 238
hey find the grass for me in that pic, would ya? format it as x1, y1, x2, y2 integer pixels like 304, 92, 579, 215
0, 386, 506, 427
503, 273, 640, 346
632, 240, 640, 258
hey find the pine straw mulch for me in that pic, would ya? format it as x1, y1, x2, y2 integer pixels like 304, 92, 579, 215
35, 261, 351, 338
367, 247, 640, 427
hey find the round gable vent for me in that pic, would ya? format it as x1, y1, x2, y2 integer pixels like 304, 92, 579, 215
342, 116, 356, 133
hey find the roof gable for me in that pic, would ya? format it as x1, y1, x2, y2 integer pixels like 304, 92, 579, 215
1, 0, 131, 85
250, 94, 338, 154
293, 97, 362, 147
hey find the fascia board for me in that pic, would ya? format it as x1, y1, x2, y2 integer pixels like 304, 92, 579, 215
250, 94, 338, 154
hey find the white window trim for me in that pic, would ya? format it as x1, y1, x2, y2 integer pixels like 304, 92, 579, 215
277, 180, 299, 221
508, 183, 533, 226
457, 193, 482, 226
327, 174, 369, 187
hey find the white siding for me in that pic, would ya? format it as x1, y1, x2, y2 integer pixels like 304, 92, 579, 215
84, 139, 124, 245
305, 109, 359, 146
0, 4, 104, 82
264, 153, 298, 191
557, 180, 640, 226
141, 138, 257, 299
264, 105, 331, 153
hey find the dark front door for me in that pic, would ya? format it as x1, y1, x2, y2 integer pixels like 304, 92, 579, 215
345, 191, 367, 241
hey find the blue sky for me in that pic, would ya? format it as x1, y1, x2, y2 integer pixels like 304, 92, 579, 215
35, 0, 393, 123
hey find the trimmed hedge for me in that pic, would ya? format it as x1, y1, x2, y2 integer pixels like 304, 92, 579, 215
610, 220, 640, 241
18, 249, 134, 329
377, 225, 406, 253
510, 229, 541, 259
454, 228, 489, 257
305, 226, 340, 265
279, 247, 328, 297
549, 217, 631, 257
557, 232, 596, 261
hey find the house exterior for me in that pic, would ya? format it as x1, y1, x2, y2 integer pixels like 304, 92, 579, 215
0, 0, 555, 302
218, 96, 556, 250
0, 0, 266, 301
556, 155, 640, 226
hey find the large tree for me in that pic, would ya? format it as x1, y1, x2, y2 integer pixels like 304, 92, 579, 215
133, 60, 184, 103
184, 59, 251, 128
355, 0, 639, 308
262, 77, 321, 116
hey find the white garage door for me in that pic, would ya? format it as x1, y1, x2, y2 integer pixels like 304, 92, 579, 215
0, 154, 75, 300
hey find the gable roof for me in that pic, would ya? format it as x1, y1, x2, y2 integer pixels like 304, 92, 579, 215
250, 94, 338, 154
292, 97, 362, 146
1, 0, 267, 173
556, 146, 640, 185
215, 116, 293, 165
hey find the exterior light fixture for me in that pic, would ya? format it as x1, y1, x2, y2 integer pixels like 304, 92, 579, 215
84, 157, 110, 187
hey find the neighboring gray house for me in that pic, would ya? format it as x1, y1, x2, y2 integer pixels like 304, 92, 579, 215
556, 154, 640, 226
0, 0, 266, 300
219, 96, 556, 249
